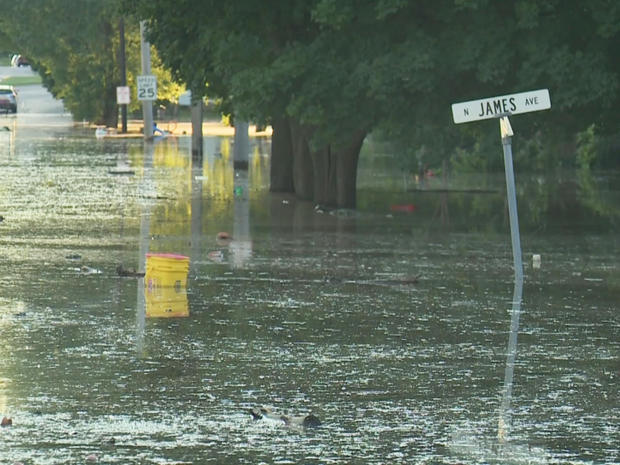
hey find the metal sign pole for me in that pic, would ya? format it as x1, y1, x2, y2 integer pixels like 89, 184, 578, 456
140, 21, 154, 141
500, 116, 523, 281
497, 115, 524, 442
451, 91, 550, 444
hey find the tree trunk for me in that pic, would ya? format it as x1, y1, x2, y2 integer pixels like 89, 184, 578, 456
102, 82, 118, 128
311, 130, 367, 208
289, 120, 314, 201
270, 118, 294, 192
311, 145, 337, 206
335, 130, 366, 208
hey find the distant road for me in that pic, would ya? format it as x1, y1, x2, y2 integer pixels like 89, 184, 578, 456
0, 65, 67, 115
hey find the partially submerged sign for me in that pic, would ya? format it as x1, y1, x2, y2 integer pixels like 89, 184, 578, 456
451, 89, 550, 124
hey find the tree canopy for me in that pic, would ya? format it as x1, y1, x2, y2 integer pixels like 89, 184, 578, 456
125, 0, 619, 206
2, 1, 618, 206
0, 0, 182, 125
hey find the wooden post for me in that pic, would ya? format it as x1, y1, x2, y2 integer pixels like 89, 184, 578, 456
191, 94, 203, 159
233, 120, 249, 170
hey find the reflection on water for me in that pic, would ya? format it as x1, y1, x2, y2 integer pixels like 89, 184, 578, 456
0, 123, 618, 464
145, 286, 189, 318
497, 274, 523, 443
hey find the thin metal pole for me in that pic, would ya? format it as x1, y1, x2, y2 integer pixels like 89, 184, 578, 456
500, 118, 523, 281
497, 115, 524, 442
140, 21, 153, 141
119, 17, 128, 134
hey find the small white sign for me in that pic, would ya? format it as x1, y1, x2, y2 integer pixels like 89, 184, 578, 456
178, 90, 192, 106
116, 86, 130, 105
452, 89, 550, 124
137, 75, 157, 101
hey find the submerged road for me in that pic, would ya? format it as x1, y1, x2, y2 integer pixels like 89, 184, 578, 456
0, 65, 67, 115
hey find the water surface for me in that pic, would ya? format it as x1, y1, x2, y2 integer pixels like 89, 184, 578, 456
0, 113, 618, 464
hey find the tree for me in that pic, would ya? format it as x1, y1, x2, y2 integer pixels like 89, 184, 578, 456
0, 0, 183, 126
126, 0, 620, 207
126, 1, 386, 207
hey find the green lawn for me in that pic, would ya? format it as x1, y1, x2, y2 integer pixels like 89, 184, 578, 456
0, 75, 42, 86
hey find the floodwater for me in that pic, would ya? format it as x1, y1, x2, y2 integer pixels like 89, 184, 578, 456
1, 95, 619, 464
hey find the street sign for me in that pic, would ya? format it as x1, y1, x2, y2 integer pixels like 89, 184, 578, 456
137, 75, 157, 101
451, 89, 550, 124
116, 86, 130, 105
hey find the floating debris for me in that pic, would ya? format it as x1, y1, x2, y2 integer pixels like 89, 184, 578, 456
108, 167, 135, 175
249, 407, 321, 429
207, 250, 225, 263
390, 204, 416, 213
1, 416, 12, 427
77, 266, 102, 275
216, 231, 233, 245
116, 264, 145, 277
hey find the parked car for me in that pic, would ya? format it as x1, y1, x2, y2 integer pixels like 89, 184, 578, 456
0, 85, 18, 113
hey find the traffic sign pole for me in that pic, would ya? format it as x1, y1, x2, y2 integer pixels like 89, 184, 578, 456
500, 116, 523, 282
140, 21, 154, 141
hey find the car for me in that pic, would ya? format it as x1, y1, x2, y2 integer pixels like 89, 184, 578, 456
0, 85, 18, 113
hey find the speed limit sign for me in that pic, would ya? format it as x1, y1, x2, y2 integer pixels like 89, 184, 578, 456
137, 75, 157, 101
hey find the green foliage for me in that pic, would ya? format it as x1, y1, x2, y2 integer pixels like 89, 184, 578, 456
0, 0, 183, 125
125, 1, 620, 172
576, 125, 599, 169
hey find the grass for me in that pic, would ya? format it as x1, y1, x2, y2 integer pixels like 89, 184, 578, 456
0, 75, 42, 86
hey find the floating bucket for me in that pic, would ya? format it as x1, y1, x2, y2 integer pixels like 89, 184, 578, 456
145, 253, 190, 290
146, 286, 189, 318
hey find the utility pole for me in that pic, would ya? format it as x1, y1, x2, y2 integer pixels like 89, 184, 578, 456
140, 21, 154, 140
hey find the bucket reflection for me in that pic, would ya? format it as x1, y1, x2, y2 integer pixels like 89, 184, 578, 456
145, 285, 189, 318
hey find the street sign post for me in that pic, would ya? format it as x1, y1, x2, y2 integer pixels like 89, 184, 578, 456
451, 88, 551, 276
137, 75, 157, 101
451, 89, 551, 443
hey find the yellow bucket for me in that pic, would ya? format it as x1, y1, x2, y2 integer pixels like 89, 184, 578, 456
146, 286, 189, 318
145, 253, 190, 290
